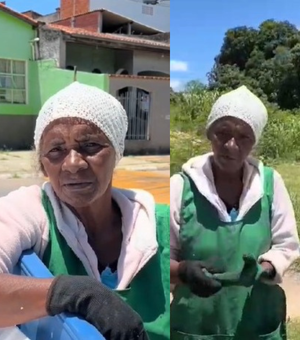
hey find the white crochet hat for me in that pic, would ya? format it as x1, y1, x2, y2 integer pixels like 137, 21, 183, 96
34, 82, 128, 164
206, 85, 268, 143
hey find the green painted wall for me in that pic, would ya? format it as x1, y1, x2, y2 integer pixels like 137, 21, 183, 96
0, 59, 109, 115
0, 10, 37, 115
37, 59, 110, 106
0, 11, 34, 60
0, 11, 109, 116
0, 59, 110, 149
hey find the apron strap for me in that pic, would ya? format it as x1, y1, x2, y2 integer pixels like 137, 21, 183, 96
262, 166, 274, 219
178, 171, 191, 226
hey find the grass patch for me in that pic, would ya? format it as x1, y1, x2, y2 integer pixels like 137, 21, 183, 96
272, 163, 300, 270
273, 163, 300, 230
288, 318, 300, 340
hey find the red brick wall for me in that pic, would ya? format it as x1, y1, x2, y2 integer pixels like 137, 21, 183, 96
54, 18, 72, 27
75, 12, 99, 32
54, 12, 100, 32
60, 0, 90, 20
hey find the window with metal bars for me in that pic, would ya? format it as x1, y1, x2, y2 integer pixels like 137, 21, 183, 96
142, 5, 153, 15
0, 59, 27, 104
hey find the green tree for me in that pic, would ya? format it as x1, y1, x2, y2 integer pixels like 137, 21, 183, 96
208, 19, 300, 109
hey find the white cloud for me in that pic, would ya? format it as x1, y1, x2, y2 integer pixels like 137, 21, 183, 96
170, 60, 188, 72
170, 79, 184, 91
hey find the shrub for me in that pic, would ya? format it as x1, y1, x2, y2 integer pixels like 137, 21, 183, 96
171, 89, 300, 176
258, 109, 300, 161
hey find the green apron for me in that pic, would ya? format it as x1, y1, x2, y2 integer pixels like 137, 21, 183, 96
41, 190, 170, 340
170, 166, 287, 340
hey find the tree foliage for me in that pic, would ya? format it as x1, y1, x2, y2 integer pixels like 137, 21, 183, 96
208, 20, 300, 109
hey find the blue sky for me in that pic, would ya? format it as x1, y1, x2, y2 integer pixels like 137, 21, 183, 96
7, 0, 59, 15
171, 0, 300, 91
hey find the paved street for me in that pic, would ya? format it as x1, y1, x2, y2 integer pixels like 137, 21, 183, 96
0, 172, 169, 204
0, 153, 170, 203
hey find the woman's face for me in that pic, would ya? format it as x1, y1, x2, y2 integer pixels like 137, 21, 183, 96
208, 117, 256, 173
40, 118, 116, 208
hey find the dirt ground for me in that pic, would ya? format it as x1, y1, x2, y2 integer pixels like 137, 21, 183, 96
281, 272, 300, 319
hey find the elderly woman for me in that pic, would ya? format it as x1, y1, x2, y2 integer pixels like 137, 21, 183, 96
170, 85, 300, 339
0, 82, 170, 339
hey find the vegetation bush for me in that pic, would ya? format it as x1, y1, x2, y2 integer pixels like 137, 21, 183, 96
170, 18, 300, 242
207, 20, 300, 110
170, 86, 300, 239
171, 87, 300, 175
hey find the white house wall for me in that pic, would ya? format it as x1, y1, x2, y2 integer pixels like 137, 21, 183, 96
89, 0, 169, 32
133, 50, 169, 75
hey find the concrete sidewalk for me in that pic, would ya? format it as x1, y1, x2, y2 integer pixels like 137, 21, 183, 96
113, 170, 169, 204
0, 151, 170, 179
0, 151, 170, 204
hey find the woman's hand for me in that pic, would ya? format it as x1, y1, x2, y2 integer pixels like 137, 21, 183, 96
260, 261, 276, 279
46, 275, 148, 340
177, 260, 222, 297
212, 256, 276, 287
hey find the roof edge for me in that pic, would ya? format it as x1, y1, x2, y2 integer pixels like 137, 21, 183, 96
0, 3, 38, 26
43, 24, 170, 50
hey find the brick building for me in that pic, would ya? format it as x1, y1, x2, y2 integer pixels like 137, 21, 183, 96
1, 2, 170, 154
23, 0, 169, 33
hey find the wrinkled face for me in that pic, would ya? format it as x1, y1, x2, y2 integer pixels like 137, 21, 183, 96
208, 117, 255, 173
40, 118, 115, 208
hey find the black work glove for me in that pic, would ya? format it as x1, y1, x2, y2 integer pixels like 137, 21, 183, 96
46, 275, 149, 340
178, 260, 222, 298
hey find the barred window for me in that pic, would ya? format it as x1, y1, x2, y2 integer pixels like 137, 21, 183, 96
0, 59, 27, 104
142, 5, 153, 15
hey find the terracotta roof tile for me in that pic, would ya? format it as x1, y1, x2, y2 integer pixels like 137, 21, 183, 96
46, 24, 170, 50
0, 3, 38, 26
